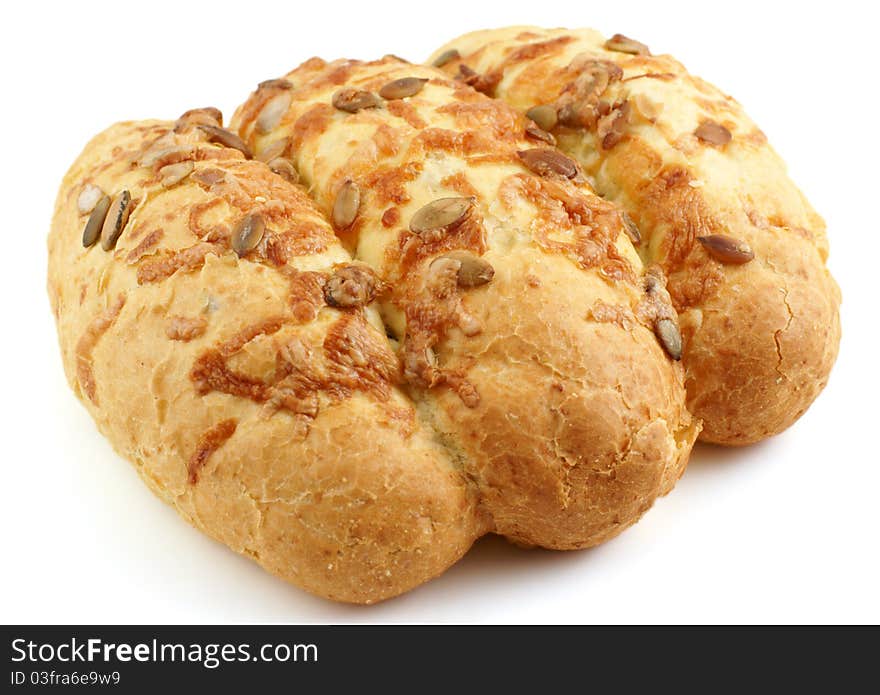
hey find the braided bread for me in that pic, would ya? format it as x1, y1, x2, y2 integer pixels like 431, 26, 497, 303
48, 58, 698, 603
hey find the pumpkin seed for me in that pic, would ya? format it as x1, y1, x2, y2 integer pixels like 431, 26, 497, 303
258, 78, 293, 90
557, 102, 594, 128
174, 107, 223, 132
575, 62, 621, 99
100, 190, 133, 251
516, 149, 578, 179
138, 144, 194, 169
379, 76, 429, 100
525, 125, 556, 145
604, 33, 650, 55
332, 88, 381, 113
525, 104, 558, 131
267, 157, 298, 183
159, 161, 194, 188
332, 180, 361, 230
621, 211, 642, 244
77, 184, 104, 215
82, 195, 111, 248
256, 92, 292, 134
655, 318, 682, 360
256, 137, 289, 163
231, 214, 265, 257
697, 234, 754, 264
432, 49, 460, 68
410, 197, 473, 235
198, 125, 253, 159
439, 251, 494, 288
694, 120, 732, 146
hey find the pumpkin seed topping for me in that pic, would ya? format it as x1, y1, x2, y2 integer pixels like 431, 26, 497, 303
256, 92, 292, 134
694, 120, 732, 146
525, 104, 558, 132
410, 197, 474, 235
257, 78, 293, 90
231, 214, 265, 257
159, 161, 194, 188
604, 34, 651, 55
267, 158, 298, 183
655, 318, 682, 360
332, 180, 361, 230
525, 125, 556, 146
82, 195, 111, 248
379, 77, 429, 100
256, 137, 289, 163
437, 250, 494, 288
697, 234, 754, 264
432, 49, 460, 68
174, 107, 223, 132
332, 88, 382, 113
198, 125, 252, 158
100, 190, 133, 251
516, 149, 578, 179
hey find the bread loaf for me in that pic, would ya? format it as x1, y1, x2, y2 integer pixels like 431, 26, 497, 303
48, 54, 704, 605
429, 28, 841, 444
231, 57, 698, 550
48, 115, 483, 603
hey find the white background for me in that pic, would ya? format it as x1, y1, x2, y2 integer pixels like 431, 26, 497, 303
1, 0, 877, 624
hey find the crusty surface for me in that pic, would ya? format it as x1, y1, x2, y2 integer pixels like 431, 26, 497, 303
48, 119, 483, 604
232, 58, 698, 549
431, 27, 841, 444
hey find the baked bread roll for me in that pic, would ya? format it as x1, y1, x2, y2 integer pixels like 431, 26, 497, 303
429, 28, 841, 444
48, 59, 701, 604
48, 114, 483, 604
231, 57, 698, 550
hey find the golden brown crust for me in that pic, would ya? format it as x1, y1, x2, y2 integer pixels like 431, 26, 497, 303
431, 27, 841, 444
48, 119, 481, 604
232, 57, 698, 549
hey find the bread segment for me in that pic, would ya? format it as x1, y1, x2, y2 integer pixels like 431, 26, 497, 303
233, 58, 698, 549
48, 119, 481, 603
430, 27, 841, 444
